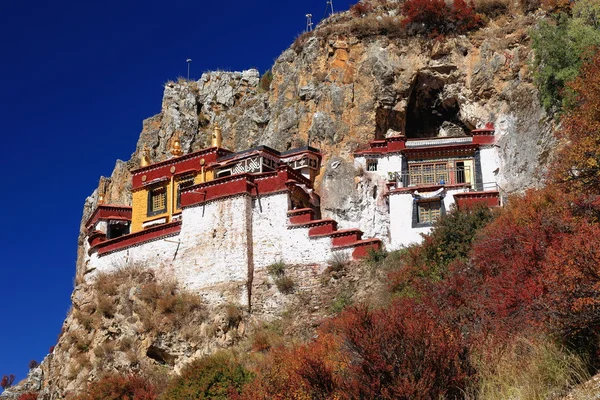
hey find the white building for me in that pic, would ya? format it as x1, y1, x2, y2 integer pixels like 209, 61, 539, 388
354, 126, 501, 249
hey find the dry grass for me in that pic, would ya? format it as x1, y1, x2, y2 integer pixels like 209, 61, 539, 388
473, 0, 510, 18
65, 331, 91, 353
470, 335, 590, 400
250, 323, 285, 352
93, 341, 116, 366
318, 14, 407, 40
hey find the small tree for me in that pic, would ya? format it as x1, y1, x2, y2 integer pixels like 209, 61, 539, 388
1, 374, 15, 390
28, 360, 39, 370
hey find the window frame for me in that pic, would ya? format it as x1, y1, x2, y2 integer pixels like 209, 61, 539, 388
412, 198, 444, 228
176, 174, 196, 210
147, 185, 167, 217
366, 159, 378, 172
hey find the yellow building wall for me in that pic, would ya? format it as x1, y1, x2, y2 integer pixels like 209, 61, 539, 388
130, 170, 218, 233
462, 159, 475, 187
130, 181, 174, 233
192, 169, 214, 185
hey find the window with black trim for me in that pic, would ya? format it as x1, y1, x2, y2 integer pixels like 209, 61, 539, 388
367, 159, 378, 171
417, 200, 442, 224
177, 175, 195, 209
147, 186, 167, 216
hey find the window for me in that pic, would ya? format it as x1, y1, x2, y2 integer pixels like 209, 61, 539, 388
418, 200, 442, 224
177, 175, 195, 209
409, 163, 448, 186
147, 186, 167, 216
367, 159, 378, 171
107, 221, 130, 239
455, 161, 465, 184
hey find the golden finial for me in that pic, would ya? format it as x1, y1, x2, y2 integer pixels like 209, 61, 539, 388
212, 123, 222, 148
98, 194, 105, 205
140, 144, 151, 167
171, 131, 183, 157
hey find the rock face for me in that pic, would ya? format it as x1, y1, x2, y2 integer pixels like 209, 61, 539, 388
79, 16, 554, 272
14, 11, 557, 399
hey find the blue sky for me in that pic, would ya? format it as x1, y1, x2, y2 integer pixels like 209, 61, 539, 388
0, 0, 356, 385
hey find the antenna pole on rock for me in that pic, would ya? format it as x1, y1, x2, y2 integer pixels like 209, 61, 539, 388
306, 14, 313, 32
327, 0, 334, 16
186, 58, 192, 80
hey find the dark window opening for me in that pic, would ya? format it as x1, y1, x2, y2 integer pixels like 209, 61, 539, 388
367, 159, 378, 171
107, 222, 130, 240
217, 169, 232, 178
455, 162, 465, 184
176, 175, 195, 209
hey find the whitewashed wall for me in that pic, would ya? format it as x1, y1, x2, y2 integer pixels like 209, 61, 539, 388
86, 234, 180, 278
354, 154, 404, 178
479, 145, 500, 189
388, 188, 468, 249
84, 190, 353, 305
176, 195, 252, 289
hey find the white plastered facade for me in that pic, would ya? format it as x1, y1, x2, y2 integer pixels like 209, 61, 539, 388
84, 191, 352, 304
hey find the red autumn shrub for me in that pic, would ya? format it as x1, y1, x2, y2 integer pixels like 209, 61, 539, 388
243, 300, 471, 400
1, 375, 15, 390
351, 1, 374, 17
334, 301, 471, 399
28, 360, 38, 370
69, 374, 157, 400
18, 393, 38, 400
402, 0, 483, 36
552, 52, 600, 195
241, 335, 343, 400
544, 223, 600, 334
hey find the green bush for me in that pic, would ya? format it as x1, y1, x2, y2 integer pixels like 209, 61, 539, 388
161, 352, 253, 400
531, 4, 600, 112
266, 261, 285, 277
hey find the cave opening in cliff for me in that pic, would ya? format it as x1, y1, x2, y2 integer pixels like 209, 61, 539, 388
404, 72, 470, 138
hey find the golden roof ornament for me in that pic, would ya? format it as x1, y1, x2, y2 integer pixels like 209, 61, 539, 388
171, 131, 183, 157
140, 144, 151, 167
212, 123, 222, 148
98, 194, 105, 205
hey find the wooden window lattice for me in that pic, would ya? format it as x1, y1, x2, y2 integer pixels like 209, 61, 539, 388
409, 163, 448, 185
149, 187, 167, 215
418, 200, 441, 224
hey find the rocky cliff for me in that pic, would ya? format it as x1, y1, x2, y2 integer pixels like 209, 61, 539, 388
6, 7, 556, 399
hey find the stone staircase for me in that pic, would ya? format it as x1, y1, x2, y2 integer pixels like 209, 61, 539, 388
287, 208, 382, 260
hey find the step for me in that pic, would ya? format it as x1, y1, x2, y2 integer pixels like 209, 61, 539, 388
333, 238, 382, 260
289, 219, 338, 235
287, 208, 315, 224
310, 228, 363, 246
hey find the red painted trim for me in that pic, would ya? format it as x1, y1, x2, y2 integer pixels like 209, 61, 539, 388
131, 148, 231, 190
351, 240, 382, 259
88, 230, 107, 247
402, 144, 479, 158
287, 208, 314, 224
86, 205, 133, 229
93, 221, 182, 256
472, 131, 496, 145
180, 166, 311, 208
354, 136, 406, 155
310, 228, 364, 246
454, 191, 501, 209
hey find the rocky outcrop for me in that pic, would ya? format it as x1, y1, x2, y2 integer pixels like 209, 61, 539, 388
79, 15, 554, 262
15, 9, 558, 399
